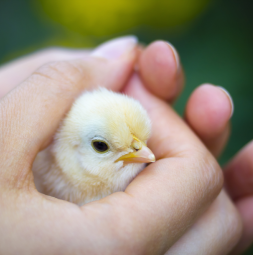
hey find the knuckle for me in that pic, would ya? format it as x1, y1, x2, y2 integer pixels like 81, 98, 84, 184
31, 60, 86, 94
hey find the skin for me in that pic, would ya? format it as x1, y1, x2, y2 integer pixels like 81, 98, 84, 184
139, 42, 252, 254
0, 39, 248, 254
224, 142, 253, 254
124, 74, 241, 255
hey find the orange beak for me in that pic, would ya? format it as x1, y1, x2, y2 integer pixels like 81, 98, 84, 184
115, 135, 155, 164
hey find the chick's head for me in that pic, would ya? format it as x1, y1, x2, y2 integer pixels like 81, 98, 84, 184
53, 89, 155, 192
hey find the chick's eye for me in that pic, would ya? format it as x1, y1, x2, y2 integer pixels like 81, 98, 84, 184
92, 141, 109, 153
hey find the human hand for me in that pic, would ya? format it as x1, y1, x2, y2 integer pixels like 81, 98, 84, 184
152, 42, 253, 254
0, 36, 228, 254
123, 40, 243, 255
140, 42, 252, 254
0, 36, 242, 254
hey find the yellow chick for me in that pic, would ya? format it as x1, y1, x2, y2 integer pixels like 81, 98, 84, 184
33, 89, 155, 205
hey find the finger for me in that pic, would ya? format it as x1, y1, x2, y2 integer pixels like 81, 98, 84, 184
0, 49, 90, 98
0, 36, 137, 98
138, 40, 184, 102
167, 190, 242, 255
224, 141, 253, 200
0, 46, 137, 189
222, 142, 253, 254
104, 74, 223, 254
185, 84, 233, 157
231, 197, 253, 254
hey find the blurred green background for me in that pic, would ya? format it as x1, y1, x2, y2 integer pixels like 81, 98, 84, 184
0, 0, 252, 253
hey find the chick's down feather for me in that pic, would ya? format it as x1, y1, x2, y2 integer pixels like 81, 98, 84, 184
33, 88, 155, 205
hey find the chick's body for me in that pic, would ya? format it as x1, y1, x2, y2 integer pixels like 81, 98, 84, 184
33, 89, 153, 205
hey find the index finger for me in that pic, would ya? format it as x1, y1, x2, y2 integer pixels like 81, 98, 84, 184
101, 74, 223, 254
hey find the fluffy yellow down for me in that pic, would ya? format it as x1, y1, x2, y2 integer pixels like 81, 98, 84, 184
33, 88, 152, 205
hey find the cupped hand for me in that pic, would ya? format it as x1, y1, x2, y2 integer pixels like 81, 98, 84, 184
125, 41, 243, 255
149, 43, 253, 254
0, 37, 240, 254
138, 40, 253, 254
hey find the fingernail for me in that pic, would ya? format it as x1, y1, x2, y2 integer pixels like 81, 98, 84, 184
166, 42, 180, 71
217, 86, 234, 118
91, 36, 138, 60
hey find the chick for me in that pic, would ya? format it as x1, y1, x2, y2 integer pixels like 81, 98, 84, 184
33, 89, 155, 205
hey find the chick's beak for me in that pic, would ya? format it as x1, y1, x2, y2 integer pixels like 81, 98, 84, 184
115, 136, 155, 164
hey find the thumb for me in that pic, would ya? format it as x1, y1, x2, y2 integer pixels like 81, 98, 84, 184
0, 40, 137, 189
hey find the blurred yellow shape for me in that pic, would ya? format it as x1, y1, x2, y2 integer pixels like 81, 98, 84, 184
38, 0, 210, 37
